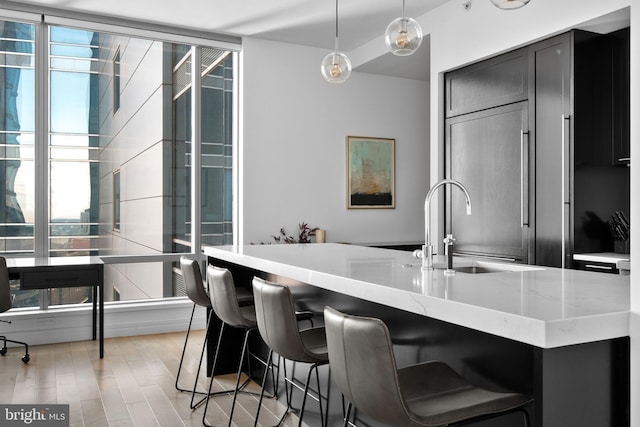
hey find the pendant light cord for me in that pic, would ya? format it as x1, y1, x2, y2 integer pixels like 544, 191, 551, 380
402, 0, 406, 18
334, 0, 339, 53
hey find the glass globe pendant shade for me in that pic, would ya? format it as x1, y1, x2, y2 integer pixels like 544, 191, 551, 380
321, 51, 351, 83
385, 16, 423, 56
490, 0, 531, 10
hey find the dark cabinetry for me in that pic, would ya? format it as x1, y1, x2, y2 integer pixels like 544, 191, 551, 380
572, 28, 630, 167
446, 102, 531, 262
612, 27, 631, 166
445, 28, 630, 267
446, 48, 528, 118
573, 259, 619, 274
445, 49, 531, 262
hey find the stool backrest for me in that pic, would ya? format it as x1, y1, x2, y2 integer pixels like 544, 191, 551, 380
324, 306, 411, 426
180, 257, 210, 308
252, 277, 313, 362
207, 265, 251, 327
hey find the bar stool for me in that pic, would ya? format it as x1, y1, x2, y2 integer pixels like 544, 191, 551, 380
323, 306, 533, 427
202, 265, 278, 427
252, 277, 329, 427
176, 256, 214, 409
176, 257, 252, 409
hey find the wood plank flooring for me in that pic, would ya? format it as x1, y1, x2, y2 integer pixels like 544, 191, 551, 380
0, 330, 308, 427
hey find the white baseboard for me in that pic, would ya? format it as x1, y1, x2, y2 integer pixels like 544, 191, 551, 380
0, 298, 207, 348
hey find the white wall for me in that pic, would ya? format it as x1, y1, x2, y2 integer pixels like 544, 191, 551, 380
240, 38, 430, 245
630, 1, 639, 425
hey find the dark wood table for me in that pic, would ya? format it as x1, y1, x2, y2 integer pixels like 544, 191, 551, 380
6, 256, 104, 358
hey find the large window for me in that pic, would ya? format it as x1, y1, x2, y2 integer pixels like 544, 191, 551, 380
49, 26, 100, 257
0, 20, 35, 254
173, 48, 234, 252
0, 13, 237, 306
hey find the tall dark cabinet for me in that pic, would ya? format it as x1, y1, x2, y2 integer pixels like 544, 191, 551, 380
445, 28, 630, 268
445, 48, 531, 262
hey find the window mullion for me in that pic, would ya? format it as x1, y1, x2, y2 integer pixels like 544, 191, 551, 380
190, 47, 202, 260
34, 20, 49, 260
34, 20, 50, 309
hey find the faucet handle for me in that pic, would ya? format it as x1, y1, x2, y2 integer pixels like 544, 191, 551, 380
443, 234, 456, 272
443, 234, 456, 258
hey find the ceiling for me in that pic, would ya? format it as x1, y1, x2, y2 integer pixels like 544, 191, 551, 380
12, 0, 450, 80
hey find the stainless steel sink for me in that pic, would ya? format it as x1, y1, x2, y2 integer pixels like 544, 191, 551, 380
434, 261, 545, 274
453, 265, 510, 274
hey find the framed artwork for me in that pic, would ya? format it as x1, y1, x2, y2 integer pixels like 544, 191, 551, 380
346, 136, 395, 209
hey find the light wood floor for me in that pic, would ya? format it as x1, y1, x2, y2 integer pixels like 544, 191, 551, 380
0, 330, 308, 427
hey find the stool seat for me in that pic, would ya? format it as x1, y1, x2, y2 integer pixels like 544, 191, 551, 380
299, 328, 328, 360
324, 306, 533, 427
397, 360, 531, 426
237, 305, 256, 324
235, 287, 254, 305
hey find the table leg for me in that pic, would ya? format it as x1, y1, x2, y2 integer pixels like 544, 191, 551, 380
99, 273, 104, 359
92, 285, 97, 341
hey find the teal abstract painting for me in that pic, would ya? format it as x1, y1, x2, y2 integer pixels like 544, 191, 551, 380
347, 136, 395, 208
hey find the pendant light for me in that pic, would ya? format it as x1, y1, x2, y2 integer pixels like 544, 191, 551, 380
321, 0, 351, 83
385, 0, 423, 56
490, 0, 531, 10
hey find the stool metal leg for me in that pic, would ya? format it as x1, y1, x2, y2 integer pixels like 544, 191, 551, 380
296, 362, 323, 427
203, 322, 229, 426
253, 348, 274, 427
227, 327, 252, 427
261, 357, 328, 427
203, 325, 278, 427
521, 407, 530, 427
176, 303, 213, 408
190, 311, 216, 408
175, 304, 197, 392
342, 401, 353, 427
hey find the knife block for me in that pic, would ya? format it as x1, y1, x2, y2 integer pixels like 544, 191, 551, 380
614, 239, 630, 254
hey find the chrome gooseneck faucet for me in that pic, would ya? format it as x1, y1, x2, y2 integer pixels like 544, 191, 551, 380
415, 179, 472, 270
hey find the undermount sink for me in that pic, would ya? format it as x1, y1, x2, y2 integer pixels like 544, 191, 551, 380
435, 261, 545, 274
453, 265, 510, 274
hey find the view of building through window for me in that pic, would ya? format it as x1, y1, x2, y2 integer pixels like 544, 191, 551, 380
0, 16, 234, 308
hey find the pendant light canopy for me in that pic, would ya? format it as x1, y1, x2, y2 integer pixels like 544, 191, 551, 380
385, 0, 423, 56
490, 0, 531, 10
321, 0, 351, 83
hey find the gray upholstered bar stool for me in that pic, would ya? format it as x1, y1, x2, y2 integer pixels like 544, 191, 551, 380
324, 307, 533, 427
252, 277, 329, 427
176, 256, 215, 409
202, 265, 277, 427
176, 257, 253, 409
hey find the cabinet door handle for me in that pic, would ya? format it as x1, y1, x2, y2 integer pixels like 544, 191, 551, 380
561, 115, 571, 204
585, 264, 614, 270
561, 115, 571, 268
520, 129, 529, 228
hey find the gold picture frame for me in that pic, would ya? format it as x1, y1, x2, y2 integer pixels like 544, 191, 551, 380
346, 136, 395, 209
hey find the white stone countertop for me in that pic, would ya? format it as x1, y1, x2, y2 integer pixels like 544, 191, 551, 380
573, 252, 630, 264
204, 243, 630, 349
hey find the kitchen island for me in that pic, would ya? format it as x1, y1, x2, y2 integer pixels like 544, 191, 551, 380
205, 243, 630, 427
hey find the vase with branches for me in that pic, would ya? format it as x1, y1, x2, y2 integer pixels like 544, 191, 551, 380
252, 222, 320, 244
271, 222, 319, 244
